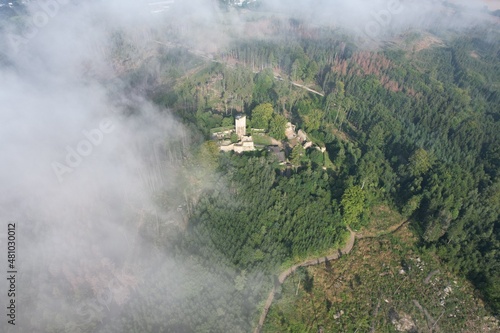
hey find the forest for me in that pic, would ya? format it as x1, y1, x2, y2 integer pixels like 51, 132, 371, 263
148, 22, 500, 320
2, 3, 498, 331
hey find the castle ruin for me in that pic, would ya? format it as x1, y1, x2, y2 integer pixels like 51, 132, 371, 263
216, 114, 255, 153
235, 115, 246, 140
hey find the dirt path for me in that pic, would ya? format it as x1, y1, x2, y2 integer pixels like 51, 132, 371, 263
253, 220, 409, 333
289, 81, 325, 97
253, 227, 355, 333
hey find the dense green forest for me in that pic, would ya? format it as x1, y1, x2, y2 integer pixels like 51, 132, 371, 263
188, 153, 347, 271
149, 24, 500, 318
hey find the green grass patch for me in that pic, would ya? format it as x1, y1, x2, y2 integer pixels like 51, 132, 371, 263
323, 149, 335, 170
252, 134, 272, 146
210, 126, 234, 134
365, 205, 404, 234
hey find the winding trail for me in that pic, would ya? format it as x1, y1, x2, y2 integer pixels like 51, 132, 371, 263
253, 227, 355, 333
253, 220, 409, 333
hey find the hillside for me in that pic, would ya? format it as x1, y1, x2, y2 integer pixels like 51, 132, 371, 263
151, 21, 500, 329
264, 209, 499, 332
1, 1, 498, 332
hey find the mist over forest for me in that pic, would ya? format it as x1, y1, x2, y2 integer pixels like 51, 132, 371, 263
0, 0, 499, 332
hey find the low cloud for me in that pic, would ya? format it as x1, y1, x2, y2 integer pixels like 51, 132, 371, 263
258, 0, 497, 44
0, 1, 206, 331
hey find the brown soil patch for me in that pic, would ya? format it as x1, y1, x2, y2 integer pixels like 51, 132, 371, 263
412, 35, 445, 53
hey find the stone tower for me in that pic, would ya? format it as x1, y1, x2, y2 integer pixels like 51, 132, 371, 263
235, 115, 246, 140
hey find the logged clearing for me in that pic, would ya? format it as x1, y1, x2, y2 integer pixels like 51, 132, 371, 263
411, 35, 445, 53
263, 224, 499, 333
